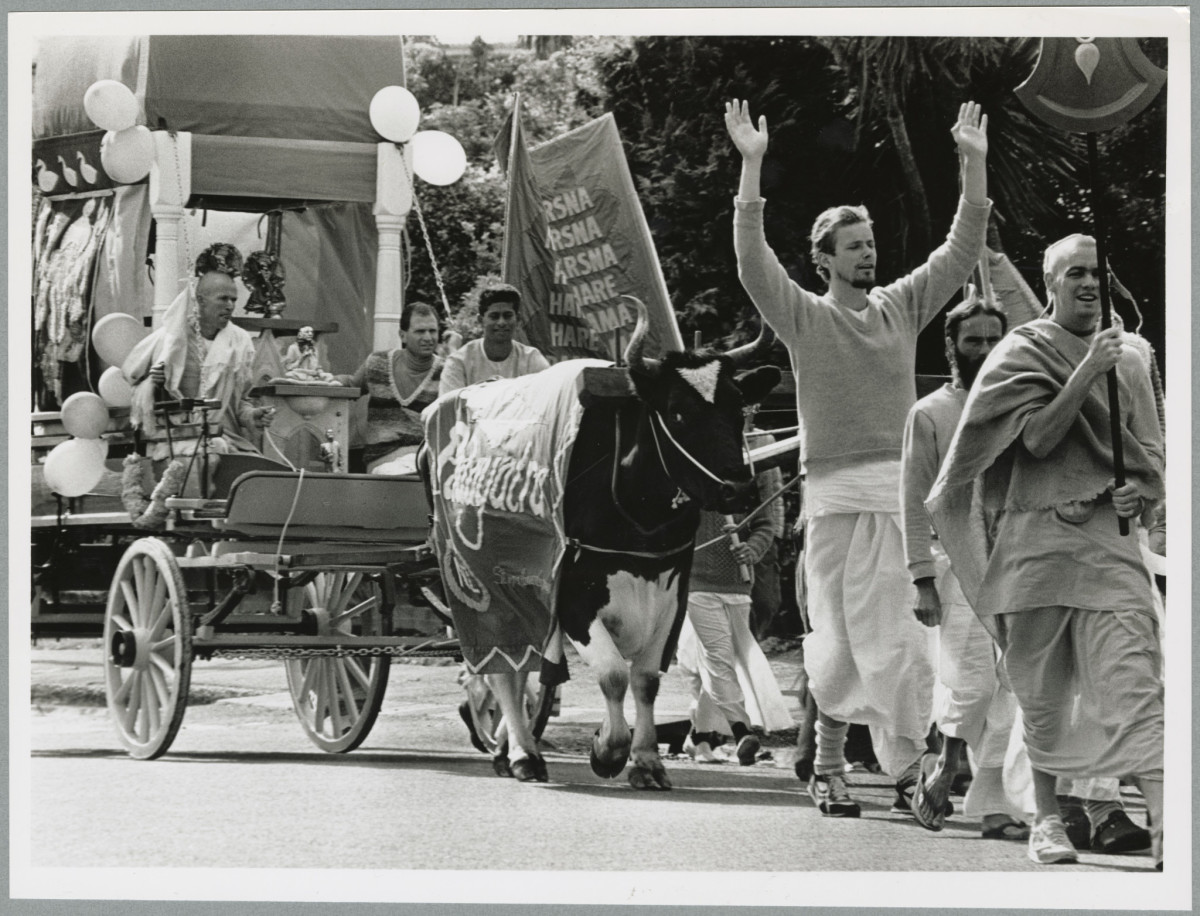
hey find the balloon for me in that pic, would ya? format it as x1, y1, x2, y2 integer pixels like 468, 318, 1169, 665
98, 365, 134, 408
60, 392, 111, 439
84, 80, 139, 132
100, 125, 155, 184
43, 438, 106, 498
369, 86, 421, 143
92, 312, 148, 366
411, 131, 467, 186
78, 436, 110, 461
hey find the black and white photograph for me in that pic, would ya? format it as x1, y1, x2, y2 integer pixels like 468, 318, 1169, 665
10, 5, 1191, 913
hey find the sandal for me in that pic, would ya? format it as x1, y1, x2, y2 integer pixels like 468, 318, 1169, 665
912, 754, 948, 831
982, 816, 1030, 840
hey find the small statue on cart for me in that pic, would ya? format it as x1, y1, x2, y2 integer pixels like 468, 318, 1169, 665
281, 326, 338, 385
241, 249, 287, 317
319, 428, 341, 473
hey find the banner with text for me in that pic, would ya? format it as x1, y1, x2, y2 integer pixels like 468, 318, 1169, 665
496, 111, 683, 361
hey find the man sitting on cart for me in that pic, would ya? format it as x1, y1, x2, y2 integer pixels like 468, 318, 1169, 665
123, 242, 276, 463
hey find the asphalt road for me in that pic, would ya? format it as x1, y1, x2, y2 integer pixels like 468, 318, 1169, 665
17, 638, 1175, 912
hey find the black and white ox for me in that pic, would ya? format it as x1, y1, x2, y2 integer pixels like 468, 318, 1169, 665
487, 298, 779, 789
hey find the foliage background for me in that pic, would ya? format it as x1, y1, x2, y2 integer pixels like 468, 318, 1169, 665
400, 35, 1167, 380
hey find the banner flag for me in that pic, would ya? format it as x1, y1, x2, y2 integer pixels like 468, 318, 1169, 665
494, 95, 558, 358
495, 109, 683, 361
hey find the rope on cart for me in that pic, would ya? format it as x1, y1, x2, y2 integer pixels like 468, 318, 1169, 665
399, 153, 453, 322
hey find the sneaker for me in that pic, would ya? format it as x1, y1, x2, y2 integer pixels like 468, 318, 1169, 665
1028, 815, 1079, 864
683, 734, 719, 764
736, 734, 761, 766
1090, 809, 1152, 854
807, 773, 861, 818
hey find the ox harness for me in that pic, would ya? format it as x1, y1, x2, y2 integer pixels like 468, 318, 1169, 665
566, 409, 743, 562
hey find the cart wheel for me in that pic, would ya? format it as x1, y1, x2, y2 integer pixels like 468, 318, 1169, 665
103, 537, 192, 759
284, 571, 390, 753
460, 674, 554, 755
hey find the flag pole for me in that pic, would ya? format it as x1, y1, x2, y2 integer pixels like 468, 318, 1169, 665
1085, 133, 1129, 535
500, 93, 522, 279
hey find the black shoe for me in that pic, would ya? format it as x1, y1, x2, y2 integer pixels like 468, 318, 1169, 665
736, 734, 761, 766
492, 753, 512, 777
1057, 796, 1091, 850
510, 754, 549, 782
1091, 810, 1152, 854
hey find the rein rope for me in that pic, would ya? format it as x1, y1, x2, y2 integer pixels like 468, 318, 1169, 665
694, 474, 800, 553
608, 410, 694, 541
648, 410, 726, 484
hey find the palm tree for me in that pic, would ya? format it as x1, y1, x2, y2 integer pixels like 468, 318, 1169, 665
819, 36, 1083, 268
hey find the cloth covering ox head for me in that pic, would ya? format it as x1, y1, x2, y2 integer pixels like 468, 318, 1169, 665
621, 296, 780, 514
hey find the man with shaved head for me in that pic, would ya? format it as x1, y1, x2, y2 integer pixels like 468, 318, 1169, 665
927, 233, 1165, 866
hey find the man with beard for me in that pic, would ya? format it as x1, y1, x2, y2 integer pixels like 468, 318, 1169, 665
926, 234, 1164, 866
899, 292, 1030, 838
725, 98, 990, 818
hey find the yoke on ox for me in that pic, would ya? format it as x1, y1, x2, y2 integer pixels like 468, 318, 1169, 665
424, 299, 778, 788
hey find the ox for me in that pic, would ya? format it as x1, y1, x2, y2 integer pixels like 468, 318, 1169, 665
431, 299, 778, 789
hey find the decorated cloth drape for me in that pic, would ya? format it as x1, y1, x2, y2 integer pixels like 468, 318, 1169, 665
424, 359, 607, 673
33, 194, 113, 405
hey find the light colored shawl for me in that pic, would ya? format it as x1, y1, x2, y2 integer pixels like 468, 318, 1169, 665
122, 280, 258, 451
926, 318, 1165, 615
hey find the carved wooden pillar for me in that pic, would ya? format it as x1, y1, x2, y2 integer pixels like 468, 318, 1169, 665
148, 131, 192, 328
372, 142, 413, 350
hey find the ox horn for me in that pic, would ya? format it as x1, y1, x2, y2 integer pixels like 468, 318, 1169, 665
724, 318, 776, 368
621, 295, 661, 372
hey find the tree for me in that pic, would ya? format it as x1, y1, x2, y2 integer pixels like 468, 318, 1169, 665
593, 36, 1164, 378
403, 165, 506, 319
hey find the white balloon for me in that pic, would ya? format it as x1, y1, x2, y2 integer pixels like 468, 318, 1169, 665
60, 392, 111, 439
98, 365, 135, 408
411, 131, 467, 186
84, 79, 139, 132
43, 438, 106, 498
100, 126, 155, 184
369, 86, 421, 143
78, 436, 110, 461
92, 312, 148, 366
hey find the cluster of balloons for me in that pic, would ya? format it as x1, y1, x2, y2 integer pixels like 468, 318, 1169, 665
43, 393, 110, 498
41, 312, 149, 498
369, 85, 467, 186
84, 80, 154, 184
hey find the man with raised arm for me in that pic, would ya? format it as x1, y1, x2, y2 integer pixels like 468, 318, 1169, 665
725, 98, 990, 818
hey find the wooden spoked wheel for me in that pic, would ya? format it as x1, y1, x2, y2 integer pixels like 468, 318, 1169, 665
103, 538, 192, 759
284, 571, 390, 753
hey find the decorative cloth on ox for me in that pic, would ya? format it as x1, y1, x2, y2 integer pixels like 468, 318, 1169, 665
925, 318, 1165, 635
425, 359, 609, 673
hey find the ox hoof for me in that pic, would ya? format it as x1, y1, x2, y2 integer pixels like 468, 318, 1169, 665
629, 764, 672, 791
511, 754, 549, 783
589, 728, 630, 780
492, 753, 512, 778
